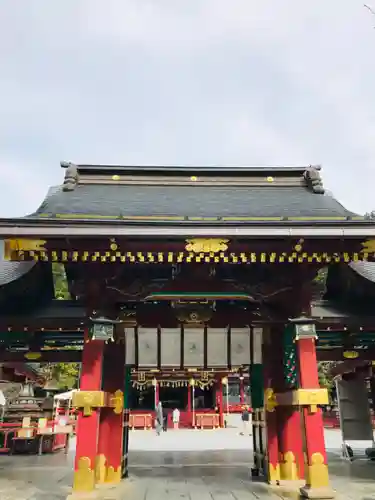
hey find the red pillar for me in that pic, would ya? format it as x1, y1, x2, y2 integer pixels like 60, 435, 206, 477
296, 336, 333, 498
73, 331, 105, 493
276, 326, 304, 481
263, 339, 280, 484
96, 342, 125, 485
277, 407, 305, 480
187, 383, 192, 426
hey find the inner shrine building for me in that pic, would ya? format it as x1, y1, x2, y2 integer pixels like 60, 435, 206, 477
1, 162, 375, 499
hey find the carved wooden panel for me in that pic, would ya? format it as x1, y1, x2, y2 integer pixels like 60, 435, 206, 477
138, 327, 158, 367
183, 327, 204, 367
161, 328, 181, 367
124, 327, 135, 365
207, 328, 227, 367
231, 327, 251, 366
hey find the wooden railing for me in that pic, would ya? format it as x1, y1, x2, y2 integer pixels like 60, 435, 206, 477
194, 413, 220, 429
0, 419, 75, 454
129, 413, 153, 430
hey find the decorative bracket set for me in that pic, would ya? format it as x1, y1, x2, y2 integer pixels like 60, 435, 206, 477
72, 390, 124, 416
265, 388, 328, 414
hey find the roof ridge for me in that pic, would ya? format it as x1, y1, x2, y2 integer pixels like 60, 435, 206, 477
61, 161, 321, 175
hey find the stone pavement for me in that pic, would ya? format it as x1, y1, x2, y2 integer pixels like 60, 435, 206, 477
0, 429, 373, 499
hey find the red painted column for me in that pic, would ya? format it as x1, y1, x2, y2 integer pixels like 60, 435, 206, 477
276, 326, 304, 481
187, 383, 192, 426
73, 330, 105, 493
263, 337, 280, 484
296, 336, 333, 497
277, 407, 305, 480
96, 342, 125, 485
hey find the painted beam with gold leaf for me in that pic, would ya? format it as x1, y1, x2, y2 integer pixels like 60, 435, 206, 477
3, 236, 372, 263
276, 389, 329, 413
3, 247, 373, 264
71, 390, 124, 417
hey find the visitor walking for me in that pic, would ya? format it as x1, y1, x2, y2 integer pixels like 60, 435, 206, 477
240, 405, 252, 436
172, 407, 180, 429
155, 401, 163, 435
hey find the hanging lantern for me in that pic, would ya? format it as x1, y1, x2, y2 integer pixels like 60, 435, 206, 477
89, 317, 115, 342
289, 316, 317, 340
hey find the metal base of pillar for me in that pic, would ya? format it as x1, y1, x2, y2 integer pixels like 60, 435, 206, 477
300, 486, 336, 499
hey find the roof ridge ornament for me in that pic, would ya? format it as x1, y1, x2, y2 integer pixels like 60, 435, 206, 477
303, 165, 325, 194
61, 161, 79, 191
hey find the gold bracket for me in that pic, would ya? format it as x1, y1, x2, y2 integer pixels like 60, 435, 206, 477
276, 388, 328, 413
72, 391, 106, 416
109, 390, 124, 415
264, 388, 278, 412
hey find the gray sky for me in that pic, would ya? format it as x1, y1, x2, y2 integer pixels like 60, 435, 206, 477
1, 1, 374, 217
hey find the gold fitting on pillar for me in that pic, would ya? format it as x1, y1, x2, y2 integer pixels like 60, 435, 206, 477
73, 457, 95, 492
280, 451, 298, 481
268, 463, 280, 483
95, 454, 122, 484
106, 465, 122, 484
305, 453, 330, 489
95, 454, 107, 484
276, 388, 328, 413
264, 388, 278, 412
109, 389, 124, 414
72, 391, 106, 416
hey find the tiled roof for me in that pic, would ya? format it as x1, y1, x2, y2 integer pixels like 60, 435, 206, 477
349, 262, 375, 283
21, 163, 357, 222
32, 183, 356, 220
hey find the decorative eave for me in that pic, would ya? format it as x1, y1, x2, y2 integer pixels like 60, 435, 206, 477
0, 218, 373, 238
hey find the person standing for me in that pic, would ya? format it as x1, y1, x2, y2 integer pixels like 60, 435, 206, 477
172, 407, 180, 429
240, 405, 251, 436
162, 405, 168, 432
155, 401, 163, 436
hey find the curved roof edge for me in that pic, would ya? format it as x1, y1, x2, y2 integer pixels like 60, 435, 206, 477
0, 240, 36, 286
349, 262, 375, 283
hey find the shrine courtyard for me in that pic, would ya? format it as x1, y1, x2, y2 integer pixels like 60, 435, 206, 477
0, 429, 373, 500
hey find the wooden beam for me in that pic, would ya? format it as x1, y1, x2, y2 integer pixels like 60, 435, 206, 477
0, 350, 82, 363
317, 348, 375, 361
329, 360, 371, 377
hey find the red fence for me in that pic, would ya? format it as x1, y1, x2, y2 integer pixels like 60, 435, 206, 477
0, 419, 75, 454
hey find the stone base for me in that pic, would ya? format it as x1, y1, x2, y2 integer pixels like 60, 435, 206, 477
300, 485, 336, 499
66, 493, 98, 500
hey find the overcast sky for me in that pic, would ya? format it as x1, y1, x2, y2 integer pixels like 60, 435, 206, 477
0, 1, 375, 217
